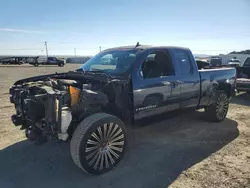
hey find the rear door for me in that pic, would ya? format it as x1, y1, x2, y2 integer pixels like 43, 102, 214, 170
132, 49, 181, 120
172, 49, 200, 108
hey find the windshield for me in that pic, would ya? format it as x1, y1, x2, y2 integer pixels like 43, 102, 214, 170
80, 50, 139, 74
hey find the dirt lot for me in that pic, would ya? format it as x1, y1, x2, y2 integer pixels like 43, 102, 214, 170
0, 64, 249, 188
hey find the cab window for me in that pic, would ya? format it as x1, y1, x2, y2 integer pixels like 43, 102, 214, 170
174, 50, 193, 75
141, 50, 175, 79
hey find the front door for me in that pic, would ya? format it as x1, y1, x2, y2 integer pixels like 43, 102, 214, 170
48, 57, 57, 65
132, 49, 181, 120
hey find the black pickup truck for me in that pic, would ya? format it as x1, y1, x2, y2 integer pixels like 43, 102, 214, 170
236, 57, 250, 93
9, 45, 236, 174
30, 56, 66, 67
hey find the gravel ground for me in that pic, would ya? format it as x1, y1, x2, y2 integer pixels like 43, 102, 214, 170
0, 64, 249, 188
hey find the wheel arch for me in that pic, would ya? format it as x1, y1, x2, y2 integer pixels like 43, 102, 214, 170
217, 83, 232, 98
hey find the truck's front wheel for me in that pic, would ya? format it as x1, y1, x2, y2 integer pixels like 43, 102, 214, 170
70, 113, 126, 174
205, 91, 229, 122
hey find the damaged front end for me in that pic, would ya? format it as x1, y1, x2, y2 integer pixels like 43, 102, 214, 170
9, 72, 113, 144
10, 78, 74, 143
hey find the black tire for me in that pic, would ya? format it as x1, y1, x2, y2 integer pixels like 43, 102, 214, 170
205, 91, 229, 122
34, 63, 39, 67
70, 113, 127, 174
58, 63, 64, 67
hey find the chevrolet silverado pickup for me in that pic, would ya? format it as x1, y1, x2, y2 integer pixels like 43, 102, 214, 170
9, 45, 236, 174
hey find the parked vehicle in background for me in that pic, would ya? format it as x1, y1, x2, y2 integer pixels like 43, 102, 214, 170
29, 56, 66, 67
195, 59, 211, 69
0, 57, 24, 65
25, 57, 38, 64
66, 56, 92, 64
236, 57, 250, 93
210, 56, 222, 67
228, 58, 241, 67
9, 45, 236, 174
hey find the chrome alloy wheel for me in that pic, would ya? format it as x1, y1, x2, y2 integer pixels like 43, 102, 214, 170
85, 122, 125, 172
216, 93, 229, 121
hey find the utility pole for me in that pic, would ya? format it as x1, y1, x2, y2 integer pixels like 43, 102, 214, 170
44, 41, 48, 58
99, 46, 101, 52
74, 48, 76, 58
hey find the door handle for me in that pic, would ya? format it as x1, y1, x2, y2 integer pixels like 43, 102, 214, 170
176, 80, 183, 84
162, 81, 170, 86
171, 80, 183, 87
162, 81, 182, 87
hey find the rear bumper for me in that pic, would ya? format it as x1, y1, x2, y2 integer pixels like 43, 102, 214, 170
236, 78, 250, 92
237, 87, 250, 92
237, 83, 250, 92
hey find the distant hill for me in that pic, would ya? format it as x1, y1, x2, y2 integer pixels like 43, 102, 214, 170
194, 54, 211, 58
229, 50, 250, 54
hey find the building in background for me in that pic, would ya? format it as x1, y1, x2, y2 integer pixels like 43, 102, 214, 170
66, 56, 92, 64
217, 54, 250, 66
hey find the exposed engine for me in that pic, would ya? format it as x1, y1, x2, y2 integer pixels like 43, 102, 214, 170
10, 78, 108, 144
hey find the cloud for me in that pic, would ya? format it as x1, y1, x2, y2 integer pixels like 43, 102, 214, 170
0, 28, 44, 34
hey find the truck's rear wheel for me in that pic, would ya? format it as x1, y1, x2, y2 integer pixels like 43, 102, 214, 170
205, 91, 229, 122
70, 113, 126, 174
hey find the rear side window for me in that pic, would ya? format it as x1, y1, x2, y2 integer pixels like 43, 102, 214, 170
174, 50, 193, 75
141, 50, 175, 79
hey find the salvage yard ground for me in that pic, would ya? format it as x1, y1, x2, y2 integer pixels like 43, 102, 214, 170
0, 64, 249, 188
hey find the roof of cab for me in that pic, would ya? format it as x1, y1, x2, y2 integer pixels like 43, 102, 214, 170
103, 45, 190, 52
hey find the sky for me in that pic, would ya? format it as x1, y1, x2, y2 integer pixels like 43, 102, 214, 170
0, 0, 250, 56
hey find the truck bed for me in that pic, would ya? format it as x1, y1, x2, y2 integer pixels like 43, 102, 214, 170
198, 67, 236, 107
237, 78, 250, 92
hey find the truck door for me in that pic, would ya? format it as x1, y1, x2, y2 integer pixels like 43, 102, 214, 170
132, 49, 181, 120
47, 57, 57, 65
172, 49, 200, 108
